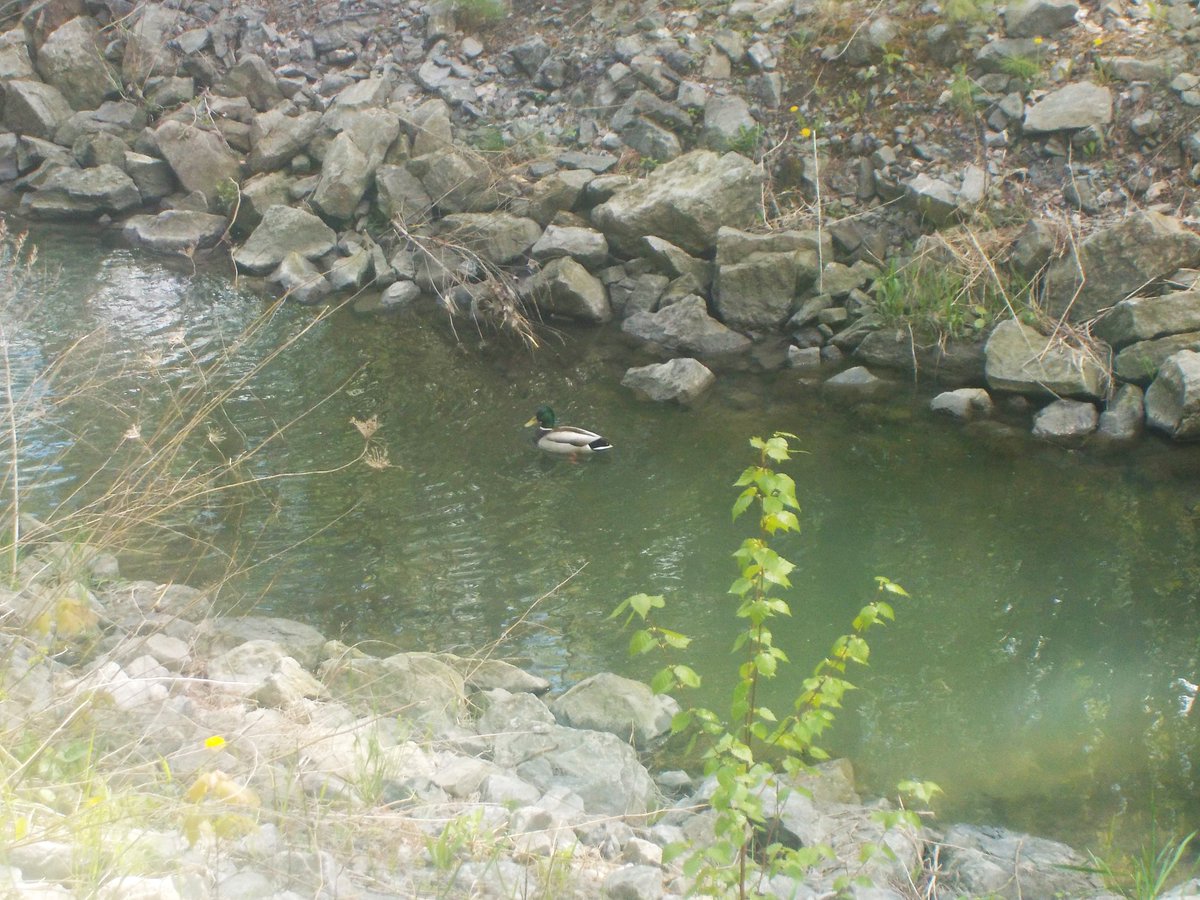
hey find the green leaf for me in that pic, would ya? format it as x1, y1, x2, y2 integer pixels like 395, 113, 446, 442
673, 664, 702, 688
628, 592, 665, 618
755, 651, 778, 677
650, 668, 674, 694
629, 629, 656, 656
671, 709, 694, 733
660, 629, 692, 649
731, 487, 756, 520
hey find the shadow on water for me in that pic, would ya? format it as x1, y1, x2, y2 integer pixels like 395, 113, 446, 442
9, 223, 1200, 850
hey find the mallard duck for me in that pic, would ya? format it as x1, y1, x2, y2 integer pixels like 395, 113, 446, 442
524, 405, 613, 457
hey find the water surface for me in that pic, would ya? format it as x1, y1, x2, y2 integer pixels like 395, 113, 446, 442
6, 223, 1200, 850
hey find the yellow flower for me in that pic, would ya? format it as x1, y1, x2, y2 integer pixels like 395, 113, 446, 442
1093, 36, 1103, 46
789, 105, 799, 113
1033, 36, 1043, 44
204, 735, 226, 750
800, 127, 812, 138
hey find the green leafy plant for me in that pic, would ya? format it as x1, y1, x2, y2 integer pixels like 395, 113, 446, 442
730, 124, 764, 156
612, 433, 934, 898
999, 53, 1043, 89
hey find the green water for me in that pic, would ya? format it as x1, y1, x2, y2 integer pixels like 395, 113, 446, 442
7, 225, 1200, 850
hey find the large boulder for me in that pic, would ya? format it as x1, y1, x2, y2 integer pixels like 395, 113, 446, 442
408, 150, 496, 213
24, 164, 140, 217
1144, 349, 1200, 439
35, 16, 112, 111
3, 80, 72, 140
311, 132, 372, 222
1114, 332, 1200, 384
623, 295, 751, 355
1093, 290, 1200, 349
248, 109, 320, 174
232, 205, 337, 274
122, 210, 227, 253
534, 257, 611, 323
375, 164, 433, 224
856, 329, 987, 385
984, 319, 1107, 398
590, 150, 762, 257
320, 651, 467, 735
1041, 212, 1200, 322
121, 4, 181, 84
711, 227, 822, 328
153, 120, 241, 205
1022, 81, 1112, 134
621, 357, 715, 405
938, 824, 1105, 899
1005, 0, 1080, 36
549, 672, 678, 749
439, 212, 543, 265
193, 615, 327, 669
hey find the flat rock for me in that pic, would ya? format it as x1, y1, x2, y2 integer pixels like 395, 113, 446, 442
1093, 290, 1200, 349
440, 212, 543, 266
233, 205, 337, 275
984, 319, 1107, 398
123, 210, 227, 253
530, 225, 609, 269
3, 80, 73, 140
1023, 81, 1112, 133
1114, 331, 1200, 384
1031, 398, 1098, 444
938, 824, 1105, 899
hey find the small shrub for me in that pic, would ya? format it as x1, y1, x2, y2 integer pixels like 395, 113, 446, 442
452, 0, 505, 29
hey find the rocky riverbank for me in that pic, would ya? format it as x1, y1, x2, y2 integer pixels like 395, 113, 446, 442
6, 0, 1200, 449
7, 536, 1187, 898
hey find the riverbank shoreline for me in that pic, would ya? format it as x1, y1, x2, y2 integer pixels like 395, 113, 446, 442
1, 536, 1159, 899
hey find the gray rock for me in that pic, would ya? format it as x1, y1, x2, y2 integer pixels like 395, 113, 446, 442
824, 366, 889, 397
591, 150, 762, 257
253, 656, 332, 706
3, 80, 73, 140
550, 672, 678, 747
714, 252, 799, 328
311, 133, 373, 222
25, 163, 140, 217
622, 357, 715, 405
269, 252, 333, 304
984, 319, 1107, 398
535, 257, 611, 323
609, 272, 669, 317
35, 17, 112, 111
56, 101, 147, 147
380, 280, 421, 309
320, 651, 467, 734
1009, 219, 1060, 279
435, 654, 550, 694
1093, 291, 1200, 350
531, 225, 609, 269
73, 131, 125, 169
408, 150, 496, 213
153, 120, 241, 206
249, 109, 321, 174
905, 172, 961, 225
1042, 212, 1200, 323
375, 164, 433, 224
440, 212, 543, 265
234, 205, 337, 275
122, 4, 181, 85
216, 53, 283, 112
939, 824, 1105, 900
194, 615, 327, 669
122, 210, 227, 253
494, 723, 659, 816
1114, 332, 1200, 384
855, 329, 987, 385
516, 168, 593, 225
701, 95, 756, 152
1097, 383, 1144, 443
642, 236, 712, 289
621, 116, 682, 162
234, 170, 293, 237
1031, 398, 1098, 443
622, 295, 752, 355
931, 388, 994, 420
1005, 0, 1080, 37
1145, 349, 1200, 439
602, 865, 663, 900
975, 38, 1042, 74
327, 247, 373, 290
1023, 81, 1113, 134
788, 346, 823, 368
0, 29, 34, 80
510, 35, 551, 76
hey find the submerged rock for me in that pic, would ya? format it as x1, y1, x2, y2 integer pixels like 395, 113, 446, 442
622, 357, 715, 405
123, 210, 227, 253
1031, 398, 1098, 445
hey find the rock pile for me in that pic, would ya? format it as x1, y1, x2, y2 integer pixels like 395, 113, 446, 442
4, 0, 1200, 446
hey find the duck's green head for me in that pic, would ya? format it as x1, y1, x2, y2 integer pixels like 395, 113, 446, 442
525, 405, 556, 428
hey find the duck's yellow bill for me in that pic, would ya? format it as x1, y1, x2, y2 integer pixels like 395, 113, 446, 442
524, 416, 538, 427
